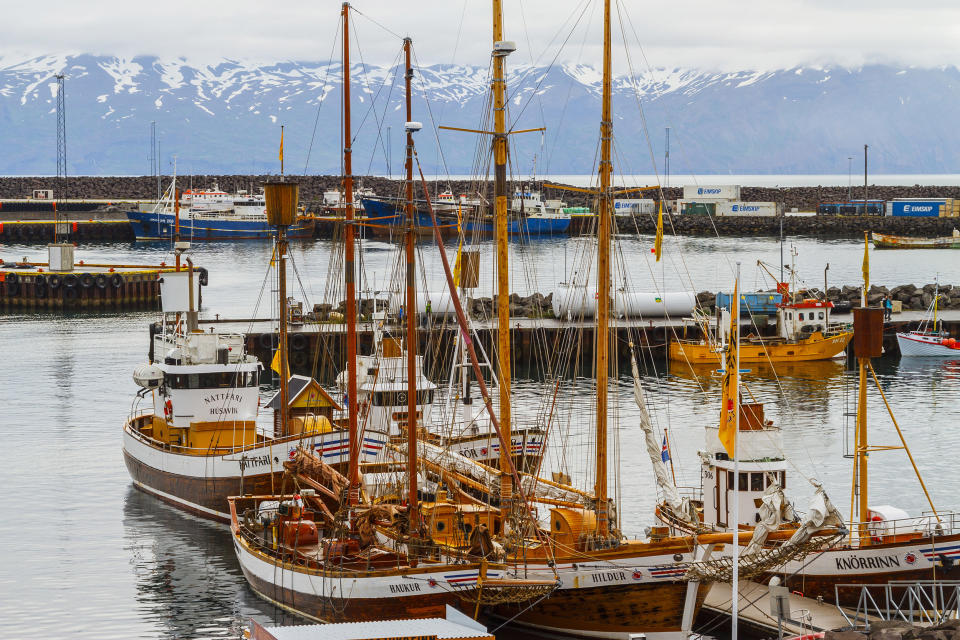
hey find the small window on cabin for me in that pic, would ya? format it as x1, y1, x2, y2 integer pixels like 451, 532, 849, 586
727, 470, 734, 490
187, 374, 200, 389
819, 312, 825, 320
367, 368, 378, 375
739, 472, 748, 491
799, 312, 804, 321
751, 473, 763, 491
436, 521, 446, 532
780, 471, 786, 488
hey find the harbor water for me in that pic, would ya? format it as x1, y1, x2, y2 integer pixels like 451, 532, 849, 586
2, 234, 959, 638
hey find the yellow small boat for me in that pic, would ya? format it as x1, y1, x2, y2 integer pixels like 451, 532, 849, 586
669, 298, 853, 364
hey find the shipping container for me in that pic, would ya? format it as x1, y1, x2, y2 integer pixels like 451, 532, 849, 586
613, 198, 656, 215
885, 200, 947, 217
716, 291, 783, 316
817, 200, 884, 216
683, 184, 741, 201
716, 201, 778, 216
680, 201, 716, 215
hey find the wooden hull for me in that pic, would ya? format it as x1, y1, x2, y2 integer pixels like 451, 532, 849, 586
872, 231, 960, 249
669, 332, 851, 363
123, 448, 281, 523
491, 580, 706, 640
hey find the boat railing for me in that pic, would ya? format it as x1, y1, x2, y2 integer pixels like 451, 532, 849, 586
849, 510, 960, 543
835, 580, 960, 630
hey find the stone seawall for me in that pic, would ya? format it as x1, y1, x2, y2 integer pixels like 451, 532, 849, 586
4, 176, 960, 237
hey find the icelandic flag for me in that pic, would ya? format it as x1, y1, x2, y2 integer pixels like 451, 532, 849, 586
661, 435, 670, 463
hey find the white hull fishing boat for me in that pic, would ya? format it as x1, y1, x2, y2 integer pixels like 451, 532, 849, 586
897, 282, 959, 357
123, 192, 384, 522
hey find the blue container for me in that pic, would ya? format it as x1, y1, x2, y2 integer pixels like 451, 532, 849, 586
889, 201, 944, 217
715, 291, 783, 316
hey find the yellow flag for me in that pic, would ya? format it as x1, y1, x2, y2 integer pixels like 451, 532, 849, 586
270, 348, 289, 378
862, 231, 869, 295
719, 278, 739, 458
279, 127, 284, 164
654, 199, 664, 262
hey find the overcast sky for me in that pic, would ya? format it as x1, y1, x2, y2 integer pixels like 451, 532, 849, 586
3, 0, 960, 71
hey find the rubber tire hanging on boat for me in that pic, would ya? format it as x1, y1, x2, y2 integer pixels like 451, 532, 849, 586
5, 282, 20, 297
258, 333, 275, 349
35, 274, 46, 287
47, 274, 61, 289
290, 334, 308, 351
79, 273, 94, 289
62, 274, 78, 289
110, 274, 123, 289
35, 283, 47, 299
198, 267, 209, 287
63, 286, 79, 301
95, 274, 108, 289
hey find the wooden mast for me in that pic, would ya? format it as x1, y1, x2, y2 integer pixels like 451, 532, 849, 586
342, 1, 361, 506
402, 37, 421, 541
492, 0, 513, 512
595, 0, 613, 540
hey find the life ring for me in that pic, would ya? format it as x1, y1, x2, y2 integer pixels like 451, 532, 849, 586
79, 273, 95, 289
109, 274, 124, 289
870, 515, 884, 544
163, 398, 173, 421
95, 274, 108, 289
198, 267, 209, 287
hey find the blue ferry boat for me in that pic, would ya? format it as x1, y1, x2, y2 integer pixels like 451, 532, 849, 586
360, 189, 571, 235
127, 186, 314, 240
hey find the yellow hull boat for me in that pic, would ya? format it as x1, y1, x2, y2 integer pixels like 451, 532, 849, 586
669, 329, 853, 364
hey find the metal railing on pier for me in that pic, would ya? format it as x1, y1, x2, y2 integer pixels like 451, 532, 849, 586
836, 580, 960, 629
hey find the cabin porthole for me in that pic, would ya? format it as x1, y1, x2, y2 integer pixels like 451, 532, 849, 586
436, 521, 446, 532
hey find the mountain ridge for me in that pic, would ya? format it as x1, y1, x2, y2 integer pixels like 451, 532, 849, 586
1, 55, 957, 175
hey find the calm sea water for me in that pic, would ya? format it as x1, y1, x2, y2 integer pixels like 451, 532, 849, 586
1, 235, 959, 638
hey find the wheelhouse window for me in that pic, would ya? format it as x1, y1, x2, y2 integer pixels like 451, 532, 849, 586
751, 473, 764, 491
165, 370, 257, 389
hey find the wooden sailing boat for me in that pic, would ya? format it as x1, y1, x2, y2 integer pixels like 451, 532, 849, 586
657, 235, 960, 607
229, 19, 555, 623
122, 138, 385, 524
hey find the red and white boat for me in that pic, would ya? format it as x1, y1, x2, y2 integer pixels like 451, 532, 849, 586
897, 284, 958, 357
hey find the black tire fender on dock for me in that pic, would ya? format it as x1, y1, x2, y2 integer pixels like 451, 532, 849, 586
291, 351, 308, 369
198, 267, 209, 287
258, 333, 275, 349
63, 274, 79, 289
5, 282, 20, 297
5, 272, 19, 286
48, 274, 62, 289
79, 273, 94, 288
62, 286, 79, 301
95, 274, 108, 289
290, 334, 309, 351
35, 283, 47, 299
35, 274, 46, 287
110, 274, 124, 289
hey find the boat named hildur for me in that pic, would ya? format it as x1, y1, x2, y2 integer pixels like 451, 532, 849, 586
122, 192, 384, 522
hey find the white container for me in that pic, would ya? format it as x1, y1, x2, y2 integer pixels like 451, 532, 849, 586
48, 243, 74, 272
552, 284, 695, 319
159, 271, 201, 313
716, 201, 778, 216
683, 184, 741, 201
613, 199, 655, 215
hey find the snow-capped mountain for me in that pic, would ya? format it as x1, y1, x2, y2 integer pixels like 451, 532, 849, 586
1, 54, 957, 176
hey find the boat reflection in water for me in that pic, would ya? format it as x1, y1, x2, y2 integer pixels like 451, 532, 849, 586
668, 358, 846, 386
122, 486, 294, 638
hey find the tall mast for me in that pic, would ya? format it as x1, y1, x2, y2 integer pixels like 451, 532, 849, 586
595, 0, 613, 539
492, 0, 513, 512
342, 1, 361, 505
856, 232, 869, 539
402, 37, 421, 540
277, 220, 290, 438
